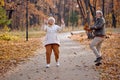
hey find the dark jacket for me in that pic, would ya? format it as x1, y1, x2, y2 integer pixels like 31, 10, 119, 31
90, 17, 105, 37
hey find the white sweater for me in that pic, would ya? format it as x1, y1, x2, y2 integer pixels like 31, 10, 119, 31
43, 24, 63, 46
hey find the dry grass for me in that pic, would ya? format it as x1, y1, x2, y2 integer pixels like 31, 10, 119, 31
0, 30, 46, 75
0, 38, 44, 75
97, 33, 120, 80
70, 31, 120, 80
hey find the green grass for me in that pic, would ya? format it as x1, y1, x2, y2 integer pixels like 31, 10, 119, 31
0, 30, 46, 39
0, 27, 119, 39
0, 26, 83, 39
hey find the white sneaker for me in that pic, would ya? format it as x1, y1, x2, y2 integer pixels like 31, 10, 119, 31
46, 64, 50, 68
56, 62, 60, 67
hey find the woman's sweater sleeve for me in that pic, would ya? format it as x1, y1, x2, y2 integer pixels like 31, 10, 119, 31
57, 24, 65, 31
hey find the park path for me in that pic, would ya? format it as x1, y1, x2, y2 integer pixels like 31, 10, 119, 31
0, 32, 99, 80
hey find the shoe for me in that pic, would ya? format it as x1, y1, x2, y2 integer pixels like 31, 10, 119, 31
94, 57, 102, 62
46, 64, 50, 68
56, 62, 60, 67
95, 62, 102, 66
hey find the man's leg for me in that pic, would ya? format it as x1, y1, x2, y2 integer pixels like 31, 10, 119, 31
90, 37, 102, 58
90, 37, 104, 64
96, 38, 104, 57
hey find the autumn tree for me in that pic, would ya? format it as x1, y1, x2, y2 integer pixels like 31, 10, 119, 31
3, 0, 53, 30
0, 0, 5, 6
1, 0, 120, 30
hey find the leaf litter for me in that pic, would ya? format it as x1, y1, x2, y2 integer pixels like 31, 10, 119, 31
0, 38, 43, 76
70, 32, 120, 80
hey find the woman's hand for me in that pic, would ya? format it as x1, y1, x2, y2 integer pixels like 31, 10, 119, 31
44, 18, 48, 25
61, 18, 65, 25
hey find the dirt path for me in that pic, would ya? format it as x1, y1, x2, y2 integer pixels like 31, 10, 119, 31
0, 32, 99, 80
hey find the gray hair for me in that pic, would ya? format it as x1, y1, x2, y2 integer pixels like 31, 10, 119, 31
96, 10, 103, 16
48, 17, 55, 24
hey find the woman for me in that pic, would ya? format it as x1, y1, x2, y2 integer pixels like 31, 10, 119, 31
43, 17, 65, 68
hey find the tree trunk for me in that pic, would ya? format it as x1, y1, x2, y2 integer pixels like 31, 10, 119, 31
88, 0, 96, 22
102, 0, 105, 16
111, 0, 116, 28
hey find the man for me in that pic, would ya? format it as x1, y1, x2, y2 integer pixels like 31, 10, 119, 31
89, 10, 106, 66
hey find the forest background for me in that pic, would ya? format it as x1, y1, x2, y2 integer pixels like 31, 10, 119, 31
0, 0, 120, 80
